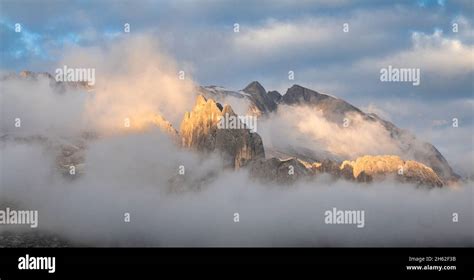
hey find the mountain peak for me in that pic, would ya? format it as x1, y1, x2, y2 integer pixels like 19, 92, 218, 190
241, 81, 277, 114
194, 94, 223, 111
285, 84, 322, 98
289, 84, 305, 90
282, 84, 328, 110
243, 81, 266, 95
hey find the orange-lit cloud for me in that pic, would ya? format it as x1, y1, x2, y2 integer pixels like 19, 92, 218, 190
58, 34, 196, 134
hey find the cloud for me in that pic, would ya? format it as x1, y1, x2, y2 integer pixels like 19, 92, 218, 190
0, 50, 472, 246
363, 29, 474, 78
1, 34, 196, 138
361, 103, 392, 121
0, 0, 472, 247
279, 28, 474, 104
259, 105, 403, 160
1, 0, 472, 100
360, 98, 474, 177
0, 134, 472, 246
58, 34, 196, 132
0, 76, 88, 138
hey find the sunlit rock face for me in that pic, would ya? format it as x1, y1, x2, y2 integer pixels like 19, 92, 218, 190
180, 95, 223, 151
341, 155, 444, 187
149, 114, 179, 138
248, 154, 443, 188
179, 95, 265, 169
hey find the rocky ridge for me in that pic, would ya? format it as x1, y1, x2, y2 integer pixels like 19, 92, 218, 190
198, 81, 460, 183
0, 72, 458, 187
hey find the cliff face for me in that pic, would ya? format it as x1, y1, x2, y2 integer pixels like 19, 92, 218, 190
179, 95, 446, 187
197, 81, 460, 183
179, 95, 265, 168
278, 85, 459, 182
249, 155, 444, 188
340, 155, 444, 187
242, 81, 278, 115
180, 95, 221, 151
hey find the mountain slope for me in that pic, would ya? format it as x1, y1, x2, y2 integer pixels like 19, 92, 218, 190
277, 85, 459, 182
0, 71, 459, 186
197, 81, 278, 116
198, 82, 459, 182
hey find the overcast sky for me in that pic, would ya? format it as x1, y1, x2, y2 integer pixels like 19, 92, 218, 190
1, 0, 473, 174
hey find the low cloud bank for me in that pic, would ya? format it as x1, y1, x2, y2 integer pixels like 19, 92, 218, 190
0, 34, 472, 246
1, 133, 472, 247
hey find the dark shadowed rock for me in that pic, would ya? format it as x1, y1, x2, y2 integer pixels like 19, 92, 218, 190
281, 84, 364, 123
249, 157, 314, 184
242, 81, 278, 115
267, 90, 282, 103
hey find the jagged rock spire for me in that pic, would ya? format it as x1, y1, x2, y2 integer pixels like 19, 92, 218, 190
180, 95, 265, 169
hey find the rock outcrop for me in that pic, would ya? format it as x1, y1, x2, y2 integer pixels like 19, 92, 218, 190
196, 82, 459, 182
278, 84, 459, 182
149, 114, 179, 138
249, 157, 313, 184
2, 72, 457, 188
197, 81, 278, 116
180, 95, 265, 168
340, 155, 444, 187
242, 81, 278, 115
11, 70, 93, 93
249, 155, 443, 187
57, 142, 86, 176
281, 84, 363, 124
267, 90, 282, 103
